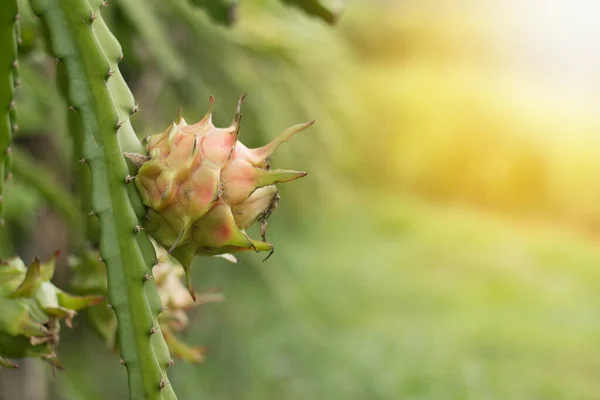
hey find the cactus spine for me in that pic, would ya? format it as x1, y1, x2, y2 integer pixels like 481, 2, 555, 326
0, 0, 19, 226
31, 0, 177, 398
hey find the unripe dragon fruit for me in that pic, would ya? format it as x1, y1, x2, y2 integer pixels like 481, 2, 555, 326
126, 96, 313, 297
0, 253, 102, 368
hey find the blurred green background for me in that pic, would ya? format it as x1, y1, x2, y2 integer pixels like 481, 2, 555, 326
4, 0, 600, 398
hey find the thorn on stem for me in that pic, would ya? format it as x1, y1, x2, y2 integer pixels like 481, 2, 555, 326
134, 225, 143, 233
167, 359, 174, 368
159, 378, 168, 390
143, 273, 153, 282
125, 175, 134, 184
119, 359, 125, 365
9, 100, 15, 111
116, 120, 123, 130
131, 104, 139, 115
101, 0, 109, 7
149, 326, 157, 336
90, 12, 97, 23
88, 210, 95, 216
78, 158, 87, 164
12, 60, 18, 69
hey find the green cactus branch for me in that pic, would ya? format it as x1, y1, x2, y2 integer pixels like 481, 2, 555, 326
30, 0, 176, 398
57, 64, 100, 244
0, 0, 19, 227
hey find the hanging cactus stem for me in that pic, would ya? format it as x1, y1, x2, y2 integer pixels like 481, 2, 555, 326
32, 0, 177, 398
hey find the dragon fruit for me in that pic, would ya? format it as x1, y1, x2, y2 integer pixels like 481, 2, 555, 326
0, 253, 102, 368
126, 96, 313, 298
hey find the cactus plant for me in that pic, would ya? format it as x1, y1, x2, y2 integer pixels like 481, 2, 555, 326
30, 0, 177, 397
0, 0, 338, 397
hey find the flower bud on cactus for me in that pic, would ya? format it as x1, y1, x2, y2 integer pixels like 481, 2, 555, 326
0, 253, 103, 368
126, 96, 313, 298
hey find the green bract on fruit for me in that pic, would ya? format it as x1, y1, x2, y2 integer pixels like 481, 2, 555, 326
0, 253, 103, 368
126, 96, 313, 298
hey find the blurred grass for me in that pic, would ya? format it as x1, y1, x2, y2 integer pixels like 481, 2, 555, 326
57, 192, 600, 399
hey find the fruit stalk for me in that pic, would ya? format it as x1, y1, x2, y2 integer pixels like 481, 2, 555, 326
31, 0, 176, 398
